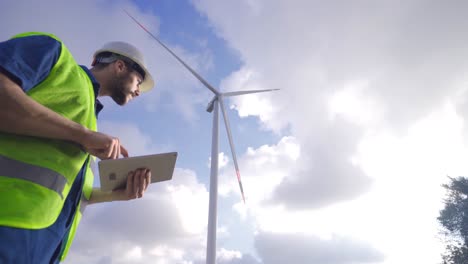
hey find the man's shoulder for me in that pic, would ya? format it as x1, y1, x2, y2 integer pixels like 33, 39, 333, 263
0, 32, 63, 91
12, 32, 61, 42
10, 33, 62, 50
5, 33, 62, 57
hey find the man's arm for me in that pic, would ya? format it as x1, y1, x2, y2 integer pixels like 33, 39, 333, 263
0, 71, 126, 159
89, 168, 151, 204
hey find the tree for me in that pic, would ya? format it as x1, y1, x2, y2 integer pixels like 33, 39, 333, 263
438, 176, 468, 264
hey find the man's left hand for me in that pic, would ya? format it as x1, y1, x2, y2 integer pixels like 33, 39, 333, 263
114, 168, 151, 200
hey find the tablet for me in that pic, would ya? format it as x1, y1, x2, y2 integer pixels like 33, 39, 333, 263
98, 152, 178, 192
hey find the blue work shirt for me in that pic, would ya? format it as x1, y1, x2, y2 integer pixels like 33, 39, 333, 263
0, 34, 103, 264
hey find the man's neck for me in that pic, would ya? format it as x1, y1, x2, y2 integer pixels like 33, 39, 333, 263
90, 67, 108, 97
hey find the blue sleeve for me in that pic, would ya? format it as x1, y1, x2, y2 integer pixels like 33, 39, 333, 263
0, 34, 61, 92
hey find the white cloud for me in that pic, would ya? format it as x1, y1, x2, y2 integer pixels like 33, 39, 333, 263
168, 169, 210, 235
221, 68, 278, 131
208, 152, 230, 169
98, 121, 167, 156
213, 102, 466, 264
149, 245, 187, 264
255, 232, 384, 264
191, 1, 468, 262
328, 79, 385, 127
218, 136, 300, 202
217, 248, 242, 262
66, 168, 209, 264
192, 0, 468, 199
123, 246, 143, 262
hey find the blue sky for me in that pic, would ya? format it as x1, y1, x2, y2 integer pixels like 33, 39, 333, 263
3, 0, 468, 263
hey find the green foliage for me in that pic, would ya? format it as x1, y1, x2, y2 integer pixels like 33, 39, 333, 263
441, 244, 468, 264
438, 176, 468, 264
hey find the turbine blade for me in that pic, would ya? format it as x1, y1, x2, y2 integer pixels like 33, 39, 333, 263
124, 10, 219, 95
218, 97, 246, 203
223, 89, 280, 97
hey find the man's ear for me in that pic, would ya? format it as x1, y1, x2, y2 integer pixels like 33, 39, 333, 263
114, 60, 126, 73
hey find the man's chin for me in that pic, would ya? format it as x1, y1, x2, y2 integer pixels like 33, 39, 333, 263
112, 96, 127, 106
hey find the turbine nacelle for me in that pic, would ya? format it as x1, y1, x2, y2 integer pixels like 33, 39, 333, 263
206, 96, 217, 113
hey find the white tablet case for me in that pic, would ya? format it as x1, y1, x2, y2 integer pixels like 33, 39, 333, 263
98, 152, 178, 192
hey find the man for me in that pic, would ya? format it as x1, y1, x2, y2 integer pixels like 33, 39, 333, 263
0, 32, 154, 263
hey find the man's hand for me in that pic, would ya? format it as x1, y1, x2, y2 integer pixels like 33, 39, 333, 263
88, 168, 152, 204
115, 168, 151, 200
80, 130, 129, 160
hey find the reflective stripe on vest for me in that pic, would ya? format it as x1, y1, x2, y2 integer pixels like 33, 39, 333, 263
0, 155, 67, 198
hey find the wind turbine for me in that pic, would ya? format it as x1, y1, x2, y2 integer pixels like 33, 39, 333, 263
125, 11, 278, 264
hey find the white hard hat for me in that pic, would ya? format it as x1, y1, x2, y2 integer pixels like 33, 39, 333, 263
93, 41, 155, 92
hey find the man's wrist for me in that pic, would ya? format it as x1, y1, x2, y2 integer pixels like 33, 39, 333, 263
71, 125, 90, 145
89, 188, 130, 205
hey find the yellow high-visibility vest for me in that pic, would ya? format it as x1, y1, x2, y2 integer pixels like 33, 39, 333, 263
0, 32, 97, 260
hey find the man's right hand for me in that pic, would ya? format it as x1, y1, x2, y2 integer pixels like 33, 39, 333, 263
80, 130, 129, 160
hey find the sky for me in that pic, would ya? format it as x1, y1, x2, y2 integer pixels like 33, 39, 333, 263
2, 0, 468, 263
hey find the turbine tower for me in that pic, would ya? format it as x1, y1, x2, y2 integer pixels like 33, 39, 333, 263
125, 11, 278, 264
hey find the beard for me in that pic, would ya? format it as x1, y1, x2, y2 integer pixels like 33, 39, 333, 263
109, 72, 131, 105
